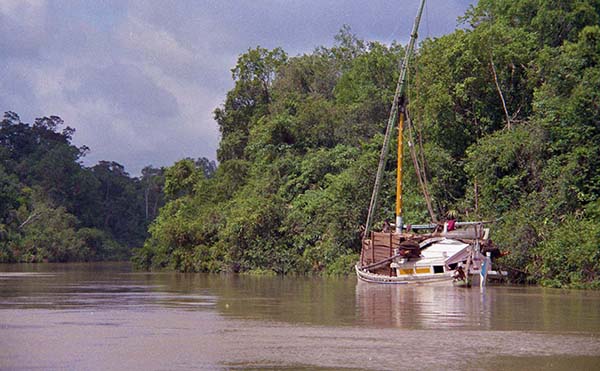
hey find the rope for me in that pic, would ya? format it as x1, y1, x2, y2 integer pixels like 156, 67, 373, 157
364, 0, 426, 235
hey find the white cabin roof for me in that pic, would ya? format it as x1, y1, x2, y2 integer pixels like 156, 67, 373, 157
419, 239, 469, 266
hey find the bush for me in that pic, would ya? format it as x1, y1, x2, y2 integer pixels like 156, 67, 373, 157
532, 215, 600, 288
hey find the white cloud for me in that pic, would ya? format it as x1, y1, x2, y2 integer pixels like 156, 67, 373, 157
117, 15, 195, 68
0, 0, 46, 21
0, 0, 47, 58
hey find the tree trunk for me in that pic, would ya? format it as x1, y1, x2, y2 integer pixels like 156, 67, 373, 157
489, 55, 512, 129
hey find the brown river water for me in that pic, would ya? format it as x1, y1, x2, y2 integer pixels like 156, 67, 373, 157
1, 263, 599, 370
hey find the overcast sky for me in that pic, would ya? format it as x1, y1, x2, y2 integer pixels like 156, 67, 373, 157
1, 0, 475, 176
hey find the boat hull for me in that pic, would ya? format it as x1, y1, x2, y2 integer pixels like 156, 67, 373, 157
355, 264, 453, 285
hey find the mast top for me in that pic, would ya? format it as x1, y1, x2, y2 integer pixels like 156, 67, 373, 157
363, 0, 426, 235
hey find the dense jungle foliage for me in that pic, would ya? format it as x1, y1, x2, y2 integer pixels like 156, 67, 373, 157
0, 112, 178, 262
133, 0, 600, 288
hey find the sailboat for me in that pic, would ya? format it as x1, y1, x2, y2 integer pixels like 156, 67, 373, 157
355, 0, 500, 285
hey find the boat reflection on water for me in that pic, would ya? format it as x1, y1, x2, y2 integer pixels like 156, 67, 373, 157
355, 281, 492, 330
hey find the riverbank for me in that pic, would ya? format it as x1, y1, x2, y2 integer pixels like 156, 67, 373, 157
2, 263, 600, 370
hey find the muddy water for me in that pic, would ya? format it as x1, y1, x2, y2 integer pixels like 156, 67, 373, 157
1, 263, 599, 370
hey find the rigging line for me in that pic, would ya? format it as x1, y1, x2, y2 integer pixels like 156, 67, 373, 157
406, 109, 437, 222
405, 49, 424, 184
424, 0, 431, 39
363, 0, 426, 235
407, 55, 430, 188
406, 64, 435, 222
406, 48, 436, 221
385, 0, 419, 45
384, 15, 402, 45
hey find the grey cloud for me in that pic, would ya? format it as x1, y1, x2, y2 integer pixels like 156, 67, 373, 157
0, 5, 46, 59
135, 1, 472, 54
1, 0, 475, 175
74, 107, 218, 177
0, 63, 39, 119
67, 64, 179, 121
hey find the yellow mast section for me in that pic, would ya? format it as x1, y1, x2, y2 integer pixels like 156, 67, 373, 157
396, 111, 404, 218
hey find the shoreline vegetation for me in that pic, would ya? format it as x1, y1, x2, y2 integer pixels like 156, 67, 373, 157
2, 1, 600, 289
0, 112, 168, 263
0, 113, 214, 265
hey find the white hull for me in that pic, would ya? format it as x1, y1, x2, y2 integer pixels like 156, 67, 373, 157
355, 264, 453, 285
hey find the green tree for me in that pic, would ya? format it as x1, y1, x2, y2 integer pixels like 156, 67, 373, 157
134, 8, 600, 288
215, 47, 287, 162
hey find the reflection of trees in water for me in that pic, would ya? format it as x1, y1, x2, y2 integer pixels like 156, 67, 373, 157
6, 266, 599, 333
154, 273, 359, 326
214, 276, 358, 326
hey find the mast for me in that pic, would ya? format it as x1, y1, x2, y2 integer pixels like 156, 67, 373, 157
396, 106, 405, 232
364, 0, 426, 235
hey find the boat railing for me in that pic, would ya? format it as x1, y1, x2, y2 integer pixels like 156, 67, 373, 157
360, 231, 421, 275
